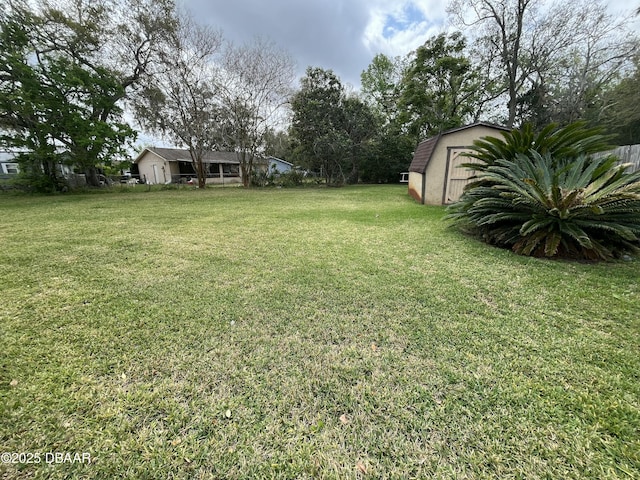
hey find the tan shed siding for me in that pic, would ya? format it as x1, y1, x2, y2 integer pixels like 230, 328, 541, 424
444, 148, 477, 203
138, 151, 170, 184
408, 172, 424, 203
423, 139, 449, 205
407, 123, 509, 205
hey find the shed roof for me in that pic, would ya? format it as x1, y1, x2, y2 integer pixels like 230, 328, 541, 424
134, 147, 240, 164
409, 135, 440, 174
408, 123, 509, 174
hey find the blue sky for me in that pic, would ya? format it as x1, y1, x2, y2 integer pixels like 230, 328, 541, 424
382, 4, 430, 39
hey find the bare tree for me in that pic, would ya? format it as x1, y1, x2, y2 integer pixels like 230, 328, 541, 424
449, 0, 638, 128
134, 12, 223, 189
448, 0, 538, 127
543, 2, 638, 124
218, 37, 296, 187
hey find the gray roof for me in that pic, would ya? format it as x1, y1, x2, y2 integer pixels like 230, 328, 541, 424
135, 147, 240, 164
409, 123, 509, 174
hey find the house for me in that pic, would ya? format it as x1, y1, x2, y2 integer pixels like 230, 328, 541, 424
133, 147, 242, 185
408, 123, 510, 205
0, 150, 90, 187
0, 151, 20, 178
267, 157, 293, 174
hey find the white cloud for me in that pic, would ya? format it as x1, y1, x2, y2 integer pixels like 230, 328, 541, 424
363, 1, 448, 59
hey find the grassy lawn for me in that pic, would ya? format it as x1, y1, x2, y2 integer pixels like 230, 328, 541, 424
0, 185, 638, 479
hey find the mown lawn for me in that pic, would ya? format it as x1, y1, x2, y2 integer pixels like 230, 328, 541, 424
0, 185, 638, 479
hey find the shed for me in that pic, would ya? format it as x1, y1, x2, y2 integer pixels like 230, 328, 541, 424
408, 123, 510, 205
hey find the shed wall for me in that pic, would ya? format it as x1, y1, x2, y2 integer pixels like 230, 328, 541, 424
408, 172, 423, 203
423, 125, 506, 205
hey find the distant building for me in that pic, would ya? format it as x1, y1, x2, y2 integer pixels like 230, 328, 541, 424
267, 157, 293, 174
0, 151, 19, 177
133, 147, 241, 185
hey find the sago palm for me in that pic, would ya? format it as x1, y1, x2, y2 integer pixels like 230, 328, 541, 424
448, 152, 640, 260
461, 121, 614, 174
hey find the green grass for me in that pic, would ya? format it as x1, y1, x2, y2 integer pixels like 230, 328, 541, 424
0, 185, 638, 479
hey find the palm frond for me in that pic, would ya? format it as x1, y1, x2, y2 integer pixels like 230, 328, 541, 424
446, 122, 640, 260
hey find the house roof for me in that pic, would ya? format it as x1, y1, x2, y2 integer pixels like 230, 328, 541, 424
409, 123, 509, 174
134, 147, 240, 164
269, 157, 293, 167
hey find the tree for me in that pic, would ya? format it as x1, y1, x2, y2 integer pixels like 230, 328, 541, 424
360, 132, 414, 184
600, 58, 640, 144
218, 37, 296, 187
263, 128, 293, 160
396, 32, 481, 140
341, 95, 377, 183
0, 0, 177, 189
360, 53, 406, 127
543, 2, 638, 126
290, 67, 377, 185
134, 12, 223, 189
290, 67, 346, 184
448, 0, 639, 129
448, 0, 539, 128
360, 54, 421, 183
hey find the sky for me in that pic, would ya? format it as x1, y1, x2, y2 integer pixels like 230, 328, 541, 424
181, 0, 639, 89
181, 0, 449, 88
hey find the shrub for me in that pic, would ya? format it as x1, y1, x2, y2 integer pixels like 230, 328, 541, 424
448, 124, 640, 261
274, 169, 305, 187
13, 170, 68, 193
251, 168, 270, 187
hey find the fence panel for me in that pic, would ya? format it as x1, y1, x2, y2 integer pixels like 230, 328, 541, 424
608, 145, 640, 172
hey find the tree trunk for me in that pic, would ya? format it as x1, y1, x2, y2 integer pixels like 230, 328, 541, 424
241, 164, 250, 188
348, 161, 359, 184
85, 165, 100, 187
507, 87, 517, 129
193, 156, 207, 189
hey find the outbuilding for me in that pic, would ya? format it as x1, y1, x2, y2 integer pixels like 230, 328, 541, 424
408, 123, 510, 205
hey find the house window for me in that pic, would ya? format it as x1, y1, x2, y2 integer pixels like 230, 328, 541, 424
223, 164, 239, 177
2, 163, 19, 174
